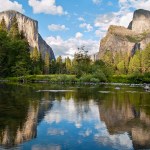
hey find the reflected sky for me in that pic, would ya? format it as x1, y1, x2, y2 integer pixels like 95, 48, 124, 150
0, 83, 150, 150
40, 98, 133, 150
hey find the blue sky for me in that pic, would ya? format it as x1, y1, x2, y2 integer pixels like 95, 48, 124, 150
0, 0, 150, 58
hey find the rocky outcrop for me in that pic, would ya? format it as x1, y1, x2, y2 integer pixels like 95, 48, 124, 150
99, 9, 150, 58
0, 10, 55, 60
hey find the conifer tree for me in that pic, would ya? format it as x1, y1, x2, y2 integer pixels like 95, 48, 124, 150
142, 44, 150, 73
65, 57, 72, 74
9, 16, 20, 38
44, 52, 50, 74
0, 17, 7, 31
31, 46, 39, 61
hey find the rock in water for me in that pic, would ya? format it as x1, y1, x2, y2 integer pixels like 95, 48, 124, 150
99, 9, 150, 59
0, 10, 55, 60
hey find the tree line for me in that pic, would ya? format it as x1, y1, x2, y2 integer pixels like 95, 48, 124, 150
0, 17, 112, 82
102, 45, 150, 76
2, 16, 150, 82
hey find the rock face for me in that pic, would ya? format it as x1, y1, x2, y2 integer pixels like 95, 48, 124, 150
99, 9, 150, 58
0, 10, 55, 60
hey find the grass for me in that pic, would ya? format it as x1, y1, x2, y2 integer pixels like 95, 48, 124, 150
110, 74, 150, 83
1, 73, 150, 84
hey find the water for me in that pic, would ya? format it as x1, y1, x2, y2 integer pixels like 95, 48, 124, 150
0, 83, 150, 150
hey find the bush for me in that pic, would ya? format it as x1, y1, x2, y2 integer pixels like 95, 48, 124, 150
93, 69, 107, 82
79, 74, 93, 82
90, 78, 100, 83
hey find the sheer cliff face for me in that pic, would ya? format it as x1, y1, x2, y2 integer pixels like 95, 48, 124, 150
99, 9, 150, 58
131, 9, 150, 33
0, 10, 55, 59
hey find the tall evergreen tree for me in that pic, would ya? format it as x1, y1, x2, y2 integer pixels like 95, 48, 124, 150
142, 44, 150, 73
31, 46, 39, 61
129, 50, 142, 74
44, 52, 50, 74
65, 57, 72, 74
9, 16, 20, 38
0, 17, 7, 31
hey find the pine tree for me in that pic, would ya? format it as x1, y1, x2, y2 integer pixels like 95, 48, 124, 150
31, 46, 39, 61
9, 16, 20, 38
56, 56, 63, 74
44, 52, 50, 74
128, 50, 142, 74
0, 17, 7, 31
142, 44, 150, 73
65, 57, 72, 74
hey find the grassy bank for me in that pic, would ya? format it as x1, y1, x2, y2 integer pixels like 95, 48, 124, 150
110, 74, 150, 83
1, 74, 150, 84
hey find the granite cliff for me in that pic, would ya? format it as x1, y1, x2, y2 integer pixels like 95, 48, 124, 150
0, 10, 55, 60
99, 9, 150, 59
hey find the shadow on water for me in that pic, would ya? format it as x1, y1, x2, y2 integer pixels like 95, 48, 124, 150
0, 83, 150, 149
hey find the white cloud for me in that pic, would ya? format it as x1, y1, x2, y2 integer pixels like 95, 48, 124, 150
46, 35, 99, 59
0, 0, 24, 13
78, 17, 85, 22
79, 23, 93, 32
28, 0, 67, 15
48, 24, 69, 31
94, 0, 150, 38
95, 132, 133, 150
92, 0, 102, 4
75, 32, 83, 39
118, 0, 150, 10
44, 99, 100, 127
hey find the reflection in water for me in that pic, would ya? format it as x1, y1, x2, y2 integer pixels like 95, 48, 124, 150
0, 84, 150, 149
1, 104, 38, 147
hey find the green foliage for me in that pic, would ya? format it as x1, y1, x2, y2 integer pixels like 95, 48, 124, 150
142, 43, 150, 73
0, 17, 7, 31
0, 17, 32, 77
129, 50, 142, 74
73, 46, 91, 77
31, 46, 39, 61
44, 52, 50, 74
9, 16, 20, 39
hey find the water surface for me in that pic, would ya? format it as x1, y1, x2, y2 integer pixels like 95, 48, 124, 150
0, 83, 150, 150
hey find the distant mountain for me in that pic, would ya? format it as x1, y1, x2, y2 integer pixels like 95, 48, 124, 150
99, 9, 150, 59
0, 10, 55, 60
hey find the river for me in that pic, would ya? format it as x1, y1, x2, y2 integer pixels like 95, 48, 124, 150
0, 83, 150, 150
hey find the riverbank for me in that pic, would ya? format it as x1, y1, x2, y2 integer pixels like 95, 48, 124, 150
0, 74, 150, 84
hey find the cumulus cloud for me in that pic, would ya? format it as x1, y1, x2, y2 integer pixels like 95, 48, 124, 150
46, 34, 99, 58
28, 0, 67, 15
78, 17, 85, 22
48, 24, 69, 31
118, 0, 150, 10
79, 23, 93, 32
75, 32, 83, 39
94, 0, 150, 38
92, 0, 102, 4
94, 10, 133, 37
0, 0, 24, 13
44, 99, 100, 127
94, 132, 133, 150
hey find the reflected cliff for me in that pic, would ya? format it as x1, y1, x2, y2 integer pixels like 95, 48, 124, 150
0, 84, 150, 149
98, 90, 150, 149
0, 84, 53, 148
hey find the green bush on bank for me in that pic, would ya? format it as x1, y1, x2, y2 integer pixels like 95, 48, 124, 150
110, 74, 150, 83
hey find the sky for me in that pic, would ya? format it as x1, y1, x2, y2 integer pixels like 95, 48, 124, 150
1, 0, 150, 58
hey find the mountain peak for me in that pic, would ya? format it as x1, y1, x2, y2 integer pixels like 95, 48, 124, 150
0, 10, 55, 60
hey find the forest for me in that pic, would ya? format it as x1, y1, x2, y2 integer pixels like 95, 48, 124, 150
0, 17, 150, 83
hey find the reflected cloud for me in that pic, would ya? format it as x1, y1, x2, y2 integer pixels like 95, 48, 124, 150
48, 128, 67, 136
44, 99, 100, 128
32, 145, 61, 150
79, 129, 92, 137
94, 133, 133, 150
